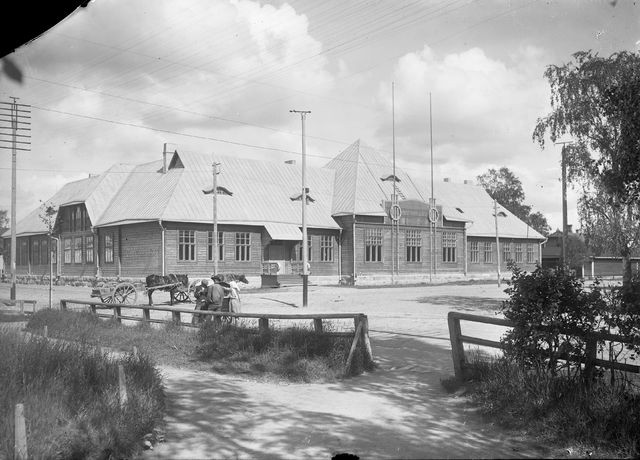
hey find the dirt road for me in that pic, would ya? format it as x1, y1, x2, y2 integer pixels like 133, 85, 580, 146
1, 281, 552, 458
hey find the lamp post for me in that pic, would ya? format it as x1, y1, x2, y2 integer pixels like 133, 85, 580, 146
290, 109, 311, 307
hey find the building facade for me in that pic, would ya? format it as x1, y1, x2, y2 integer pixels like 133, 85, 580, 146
2, 140, 545, 286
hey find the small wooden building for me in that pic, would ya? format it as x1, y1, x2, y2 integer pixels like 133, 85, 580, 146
2, 140, 545, 286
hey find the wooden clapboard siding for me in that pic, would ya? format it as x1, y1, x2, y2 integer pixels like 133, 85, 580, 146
163, 222, 263, 276
98, 227, 121, 278
120, 222, 163, 277
307, 229, 340, 276
336, 216, 355, 276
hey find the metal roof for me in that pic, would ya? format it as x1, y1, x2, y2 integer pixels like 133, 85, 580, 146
264, 222, 302, 240
324, 140, 544, 241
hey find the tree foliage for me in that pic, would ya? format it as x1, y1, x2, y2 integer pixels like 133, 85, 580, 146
534, 50, 640, 283
476, 167, 550, 236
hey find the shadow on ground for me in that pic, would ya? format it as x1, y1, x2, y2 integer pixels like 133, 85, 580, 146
145, 333, 551, 459
416, 295, 504, 313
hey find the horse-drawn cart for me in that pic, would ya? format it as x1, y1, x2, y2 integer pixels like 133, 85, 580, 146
90, 275, 191, 306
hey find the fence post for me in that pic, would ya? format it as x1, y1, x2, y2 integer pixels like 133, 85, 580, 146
114, 306, 121, 323
345, 319, 364, 373
14, 403, 28, 460
17, 300, 24, 314
447, 312, 465, 380
584, 336, 597, 382
172, 310, 181, 323
259, 317, 269, 333
313, 318, 323, 333
60, 299, 67, 311
142, 307, 150, 322
43, 325, 48, 338
360, 314, 374, 364
118, 364, 128, 408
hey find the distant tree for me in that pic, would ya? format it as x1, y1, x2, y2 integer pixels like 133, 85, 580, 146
533, 50, 640, 285
39, 201, 58, 236
476, 167, 550, 236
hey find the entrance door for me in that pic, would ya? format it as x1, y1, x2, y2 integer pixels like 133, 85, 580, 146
267, 242, 287, 274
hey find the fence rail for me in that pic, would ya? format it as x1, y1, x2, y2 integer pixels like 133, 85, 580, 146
447, 311, 640, 379
59, 298, 374, 365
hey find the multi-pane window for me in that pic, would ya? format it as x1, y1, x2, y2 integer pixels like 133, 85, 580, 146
365, 228, 383, 262
85, 236, 94, 264
41, 239, 49, 265
470, 241, 479, 263
50, 240, 57, 265
208, 231, 224, 262
19, 241, 27, 265
502, 242, 511, 262
64, 238, 72, 264
515, 243, 523, 263
32, 240, 40, 265
320, 235, 333, 262
104, 234, 114, 264
442, 232, 457, 263
526, 244, 535, 263
235, 232, 251, 261
292, 236, 312, 262
178, 230, 196, 261
405, 230, 421, 262
483, 241, 493, 263
74, 237, 83, 264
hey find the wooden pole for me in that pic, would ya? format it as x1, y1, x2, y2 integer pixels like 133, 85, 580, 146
14, 403, 28, 460
360, 315, 373, 364
118, 364, 128, 408
345, 320, 364, 373
447, 312, 465, 379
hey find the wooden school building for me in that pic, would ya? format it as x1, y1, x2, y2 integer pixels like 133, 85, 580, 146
2, 140, 545, 286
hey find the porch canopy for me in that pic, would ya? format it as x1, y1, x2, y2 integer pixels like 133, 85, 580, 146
264, 222, 302, 241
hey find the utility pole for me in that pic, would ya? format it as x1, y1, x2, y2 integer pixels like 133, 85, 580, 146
494, 199, 501, 287
212, 162, 220, 275
0, 98, 31, 301
290, 109, 311, 307
429, 92, 434, 283
555, 141, 572, 268
391, 82, 397, 283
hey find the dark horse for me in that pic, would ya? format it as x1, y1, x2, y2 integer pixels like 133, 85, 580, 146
145, 273, 189, 306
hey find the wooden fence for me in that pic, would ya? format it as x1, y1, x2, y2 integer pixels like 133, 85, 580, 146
59, 298, 374, 367
447, 311, 640, 380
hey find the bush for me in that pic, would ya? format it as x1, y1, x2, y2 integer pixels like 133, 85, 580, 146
501, 262, 607, 377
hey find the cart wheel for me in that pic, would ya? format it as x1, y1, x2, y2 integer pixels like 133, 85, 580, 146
101, 295, 114, 304
173, 290, 190, 303
113, 282, 138, 305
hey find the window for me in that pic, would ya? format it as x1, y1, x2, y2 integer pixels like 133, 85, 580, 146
74, 237, 83, 264
41, 239, 49, 264
405, 230, 421, 262
365, 228, 383, 262
32, 240, 40, 265
292, 236, 312, 262
442, 232, 457, 263
104, 234, 114, 264
178, 230, 196, 261
483, 241, 493, 263
527, 244, 535, 263
515, 243, 523, 263
85, 236, 94, 263
64, 238, 72, 264
320, 235, 334, 262
502, 242, 511, 262
208, 231, 224, 261
470, 241, 479, 263
50, 240, 57, 265
235, 232, 251, 261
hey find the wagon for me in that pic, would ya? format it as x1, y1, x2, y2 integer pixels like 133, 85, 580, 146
90, 280, 191, 305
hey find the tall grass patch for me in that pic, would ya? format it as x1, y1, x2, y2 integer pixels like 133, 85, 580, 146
196, 320, 374, 382
0, 328, 165, 459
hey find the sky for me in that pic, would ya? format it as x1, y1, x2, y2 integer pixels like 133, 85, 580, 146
1, 0, 639, 231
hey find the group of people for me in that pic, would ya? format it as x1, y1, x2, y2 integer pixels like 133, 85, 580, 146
191, 274, 242, 325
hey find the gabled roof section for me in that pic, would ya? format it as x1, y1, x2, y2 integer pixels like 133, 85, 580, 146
324, 140, 544, 240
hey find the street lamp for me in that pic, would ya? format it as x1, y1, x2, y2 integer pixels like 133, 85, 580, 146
290, 109, 311, 307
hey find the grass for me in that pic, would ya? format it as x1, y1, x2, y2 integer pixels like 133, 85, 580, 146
0, 326, 165, 459
25, 309, 375, 382
441, 351, 640, 459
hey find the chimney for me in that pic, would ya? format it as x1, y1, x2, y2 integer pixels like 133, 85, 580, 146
443, 178, 450, 182
162, 143, 168, 174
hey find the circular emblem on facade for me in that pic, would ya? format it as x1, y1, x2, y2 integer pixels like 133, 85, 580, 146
389, 204, 402, 221
428, 207, 439, 223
